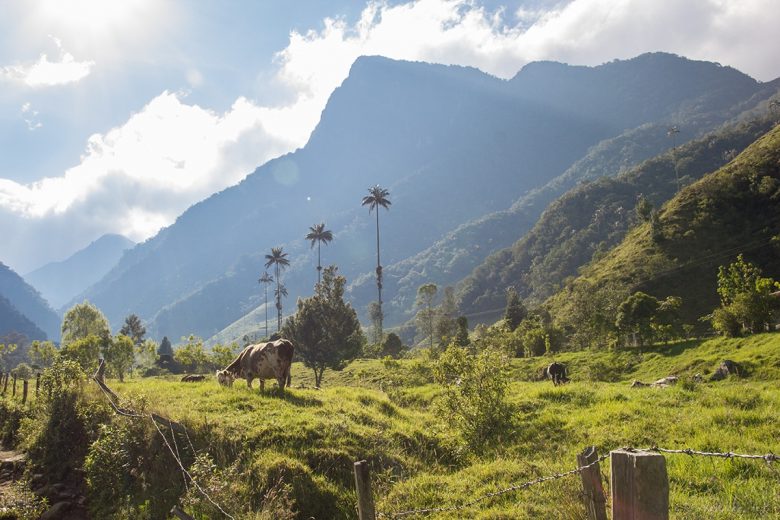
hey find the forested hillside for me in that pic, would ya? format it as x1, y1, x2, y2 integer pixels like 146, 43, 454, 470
0, 293, 46, 342
458, 110, 780, 320
25, 234, 134, 310
0, 263, 59, 341
547, 121, 780, 329
70, 53, 774, 343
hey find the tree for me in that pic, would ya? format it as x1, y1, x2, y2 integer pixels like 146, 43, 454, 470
60, 334, 102, 372
210, 343, 238, 369
615, 292, 660, 349
361, 185, 391, 340
435, 286, 459, 346
714, 255, 779, 335
667, 125, 681, 192
416, 283, 438, 349
306, 223, 334, 285
367, 301, 384, 345
380, 332, 405, 358
135, 339, 158, 369
455, 316, 470, 347
29, 340, 58, 369
158, 336, 174, 358
281, 266, 364, 387
104, 334, 135, 381
10, 362, 33, 380
0, 343, 18, 372
119, 314, 146, 347
635, 194, 653, 222
258, 271, 274, 339
61, 301, 111, 348
265, 247, 290, 331
174, 336, 210, 373
504, 287, 527, 331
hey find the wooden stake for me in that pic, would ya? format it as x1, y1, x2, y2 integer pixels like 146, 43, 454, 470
22, 380, 28, 404
578, 446, 607, 520
611, 449, 669, 520
354, 460, 376, 520
12, 375, 16, 397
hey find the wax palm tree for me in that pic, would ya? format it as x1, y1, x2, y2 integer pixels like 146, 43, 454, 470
306, 223, 334, 285
361, 185, 391, 339
667, 125, 681, 192
265, 247, 290, 331
258, 271, 274, 338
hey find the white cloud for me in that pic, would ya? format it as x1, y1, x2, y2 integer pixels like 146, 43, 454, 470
0, 91, 295, 250
259, 0, 779, 159
1, 36, 94, 87
20, 102, 42, 130
3, 0, 779, 272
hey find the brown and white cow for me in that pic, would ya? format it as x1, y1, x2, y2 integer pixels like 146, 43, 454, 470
216, 338, 294, 394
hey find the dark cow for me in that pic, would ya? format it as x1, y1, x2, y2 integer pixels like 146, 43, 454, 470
181, 374, 206, 382
545, 362, 569, 385
216, 338, 294, 394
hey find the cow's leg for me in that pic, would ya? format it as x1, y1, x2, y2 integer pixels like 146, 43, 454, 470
246, 376, 253, 389
259, 379, 265, 394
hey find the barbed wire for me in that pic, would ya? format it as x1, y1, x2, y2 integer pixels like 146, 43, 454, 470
379, 451, 610, 518
379, 444, 779, 518
150, 415, 236, 520
630, 446, 779, 464
91, 364, 235, 520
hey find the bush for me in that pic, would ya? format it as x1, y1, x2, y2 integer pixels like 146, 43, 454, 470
19, 359, 111, 482
433, 345, 514, 453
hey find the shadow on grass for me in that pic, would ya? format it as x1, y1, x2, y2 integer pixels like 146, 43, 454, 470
268, 389, 323, 408
643, 339, 702, 357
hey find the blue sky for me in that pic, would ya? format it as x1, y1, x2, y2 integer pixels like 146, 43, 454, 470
1, 0, 778, 274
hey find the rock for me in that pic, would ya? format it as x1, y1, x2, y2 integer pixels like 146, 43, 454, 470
710, 359, 741, 381
40, 501, 72, 520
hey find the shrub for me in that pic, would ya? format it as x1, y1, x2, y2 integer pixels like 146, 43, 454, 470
433, 345, 514, 453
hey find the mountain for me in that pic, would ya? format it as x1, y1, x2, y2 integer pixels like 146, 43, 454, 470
0, 293, 46, 342
546, 121, 780, 325
26, 234, 134, 310
457, 108, 780, 321
0, 263, 60, 341
74, 53, 771, 342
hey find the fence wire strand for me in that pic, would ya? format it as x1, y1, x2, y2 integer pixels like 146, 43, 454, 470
631, 446, 779, 464
380, 452, 610, 518
380, 445, 779, 518
91, 365, 235, 520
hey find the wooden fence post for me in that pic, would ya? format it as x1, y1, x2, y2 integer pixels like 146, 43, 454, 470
578, 446, 608, 520
611, 449, 669, 520
36, 373, 41, 396
2, 373, 7, 394
22, 380, 28, 404
0, 373, 4, 394
12, 375, 17, 397
354, 460, 376, 520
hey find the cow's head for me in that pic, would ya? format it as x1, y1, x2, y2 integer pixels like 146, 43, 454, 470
216, 369, 234, 387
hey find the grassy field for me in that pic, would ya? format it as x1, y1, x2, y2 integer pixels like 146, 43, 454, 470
96, 333, 780, 519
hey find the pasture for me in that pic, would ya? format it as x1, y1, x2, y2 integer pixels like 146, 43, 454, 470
95, 333, 780, 519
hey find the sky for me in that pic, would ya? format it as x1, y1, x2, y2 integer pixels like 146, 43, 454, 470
1, 0, 778, 274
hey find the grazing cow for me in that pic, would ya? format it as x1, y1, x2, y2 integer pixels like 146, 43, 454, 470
181, 374, 206, 382
545, 362, 569, 385
216, 338, 294, 394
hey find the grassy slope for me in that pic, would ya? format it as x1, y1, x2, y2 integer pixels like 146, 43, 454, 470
547, 121, 780, 325
109, 333, 780, 519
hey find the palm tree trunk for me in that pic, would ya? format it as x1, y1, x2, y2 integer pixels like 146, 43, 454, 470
375, 210, 383, 337
264, 285, 268, 338
276, 265, 282, 331
317, 242, 322, 285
